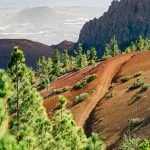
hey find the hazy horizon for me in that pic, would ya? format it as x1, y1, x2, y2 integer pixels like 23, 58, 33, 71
0, 0, 113, 45
0, 0, 112, 8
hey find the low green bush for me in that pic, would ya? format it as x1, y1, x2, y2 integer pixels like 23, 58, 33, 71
105, 91, 115, 99
73, 74, 97, 90
121, 76, 132, 83
128, 78, 145, 91
120, 133, 139, 150
139, 140, 150, 150
48, 87, 71, 97
74, 93, 89, 104
140, 83, 150, 92
134, 71, 143, 78
131, 94, 142, 103
128, 118, 144, 129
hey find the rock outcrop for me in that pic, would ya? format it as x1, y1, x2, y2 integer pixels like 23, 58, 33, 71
78, 0, 150, 56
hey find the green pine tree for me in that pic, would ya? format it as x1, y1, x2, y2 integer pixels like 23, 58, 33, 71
37, 56, 53, 90
103, 44, 111, 58
69, 56, 76, 71
52, 49, 62, 77
110, 36, 121, 57
0, 70, 27, 150
87, 48, 97, 66
52, 95, 87, 150
75, 43, 88, 69
85, 133, 104, 150
62, 49, 71, 72
136, 35, 145, 51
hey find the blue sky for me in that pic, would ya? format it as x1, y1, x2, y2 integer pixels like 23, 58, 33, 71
0, 0, 113, 8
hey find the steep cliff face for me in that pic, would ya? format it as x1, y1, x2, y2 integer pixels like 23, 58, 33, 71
78, 0, 150, 56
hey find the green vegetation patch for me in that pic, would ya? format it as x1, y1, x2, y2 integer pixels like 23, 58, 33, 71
105, 91, 116, 99
134, 71, 143, 78
139, 140, 150, 150
48, 87, 71, 97
128, 118, 144, 129
140, 83, 150, 93
128, 78, 145, 91
74, 93, 89, 104
120, 76, 132, 83
73, 74, 97, 90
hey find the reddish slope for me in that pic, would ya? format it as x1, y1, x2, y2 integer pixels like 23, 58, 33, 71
86, 51, 150, 149
43, 53, 135, 127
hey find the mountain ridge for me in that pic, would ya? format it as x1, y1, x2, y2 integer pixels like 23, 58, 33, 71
0, 39, 74, 69
78, 0, 150, 56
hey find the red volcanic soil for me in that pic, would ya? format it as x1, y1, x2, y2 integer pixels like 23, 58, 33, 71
43, 53, 135, 123
42, 51, 150, 149
85, 51, 150, 149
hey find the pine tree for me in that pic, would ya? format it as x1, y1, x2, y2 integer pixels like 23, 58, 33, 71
0, 70, 13, 136
130, 42, 137, 52
52, 49, 62, 77
7, 47, 54, 149
69, 56, 76, 71
125, 47, 131, 53
75, 43, 83, 69
7, 46, 30, 132
82, 54, 88, 68
110, 36, 121, 57
37, 56, 53, 90
85, 133, 104, 150
87, 48, 97, 66
144, 38, 150, 50
0, 70, 27, 150
103, 36, 120, 58
103, 44, 111, 58
136, 35, 145, 51
75, 43, 88, 69
62, 49, 71, 72
52, 95, 87, 150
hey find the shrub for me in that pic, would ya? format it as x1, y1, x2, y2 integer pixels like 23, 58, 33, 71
134, 71, 143, 78
128, 78, 145, 91
139, 140, 150, 150
120, 133, 139, 150
74, 93, 89, 104
48, 87, 71, 97
38, 81, 48, 90
86, 74, 97, 83
128, 118, 144, 129
73, 74, 97, 90
140, 83, 150, 92
131, 94, 142, 104
105, 91, 115, 99
121, 76, 132, 83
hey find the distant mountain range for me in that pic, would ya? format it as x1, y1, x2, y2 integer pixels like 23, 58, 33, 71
0, 39, 74, 69
78, 0, 150, 56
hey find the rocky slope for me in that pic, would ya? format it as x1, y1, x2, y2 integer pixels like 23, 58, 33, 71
78, 0, 150, 56
0, 39, 74, 69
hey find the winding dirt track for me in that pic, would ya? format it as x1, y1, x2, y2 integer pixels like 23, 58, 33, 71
71, 53, 135, 127
43, 53, 135, 127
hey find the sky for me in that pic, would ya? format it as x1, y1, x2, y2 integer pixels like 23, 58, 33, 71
0, 0, 113, 8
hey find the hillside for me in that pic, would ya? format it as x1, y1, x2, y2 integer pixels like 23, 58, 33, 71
78, 0, 150, 56
0, 39, 73, 69
42, 51, 150, 149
